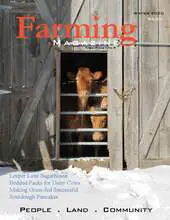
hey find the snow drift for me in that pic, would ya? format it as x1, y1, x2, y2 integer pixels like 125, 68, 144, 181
0, 165, 170, 220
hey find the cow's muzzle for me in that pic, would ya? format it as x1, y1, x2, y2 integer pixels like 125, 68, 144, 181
92, 132, 105, 142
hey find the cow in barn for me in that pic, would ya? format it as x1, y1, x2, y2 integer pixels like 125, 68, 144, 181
88, 82, 108, 140
45, 110, 108, 158
60, 79, 107, 157
88, 82, 108, 156
66, 67, 104, 147
45, 69, 107, 158
89, 106, 107, 141
67, 67, 103, 110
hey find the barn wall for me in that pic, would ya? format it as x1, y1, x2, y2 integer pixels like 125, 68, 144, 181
10, 6, 40, 160
124, 0, 139, 169
138, 0, 170, 164
1, 0, 170, 170
41, 0, 170, 168
107, 0, 123, 170
158, 0, 170, 159
0, 0, 58, 162
0, 0, 12, 160
124, 0, 170, 168
139, 0, 160, 160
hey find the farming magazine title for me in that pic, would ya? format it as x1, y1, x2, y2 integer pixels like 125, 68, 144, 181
0, 0, 169, 220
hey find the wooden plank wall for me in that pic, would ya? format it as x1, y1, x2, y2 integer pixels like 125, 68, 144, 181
124, 0, 139, 168
0, 0, 57, 162
35, 0, 57, 161
108, 0, 123, 170
128, 0, 170, 167
90, 0, 108, 45
10, 9, 39, 160
56, 0, 170, 169
139, 0, 160, 163
73, 0, 90, 52
159, 0, 170, 159
0, 0, 11, 160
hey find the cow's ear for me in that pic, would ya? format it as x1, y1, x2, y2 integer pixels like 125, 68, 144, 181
67, 72, 76, 80
93, 71, 103, 80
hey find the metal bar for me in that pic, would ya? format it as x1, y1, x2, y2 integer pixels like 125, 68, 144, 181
60, 142, 108, 146
61, 111, 108, 115
135, 42, 170, 47
61, 93, 107, 97
60, 128, 108, 132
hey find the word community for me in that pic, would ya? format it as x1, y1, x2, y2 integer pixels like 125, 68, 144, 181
16, 16, 137, 46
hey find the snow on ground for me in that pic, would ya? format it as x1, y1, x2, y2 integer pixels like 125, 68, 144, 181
0, 166, 170, 220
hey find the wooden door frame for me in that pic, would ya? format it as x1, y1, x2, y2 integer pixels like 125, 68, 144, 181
54, 47, 124, 171
55, 50, 110, 162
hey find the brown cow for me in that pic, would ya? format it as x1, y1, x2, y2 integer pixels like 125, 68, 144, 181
88, 83, 108, 142
67, 71, 108, 142
89, 106, 107, 142
68, 67, 103, 110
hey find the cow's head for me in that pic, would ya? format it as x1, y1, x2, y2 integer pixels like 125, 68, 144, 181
67, 67, 103, 110
89, 107, 107, 141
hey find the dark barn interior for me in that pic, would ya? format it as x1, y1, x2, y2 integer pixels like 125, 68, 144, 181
60, 53, 108, 158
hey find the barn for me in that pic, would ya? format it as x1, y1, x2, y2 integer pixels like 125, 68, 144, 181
0, 0, 170, 171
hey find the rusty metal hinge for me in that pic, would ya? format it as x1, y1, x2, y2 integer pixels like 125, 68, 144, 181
113, 88, 136, 101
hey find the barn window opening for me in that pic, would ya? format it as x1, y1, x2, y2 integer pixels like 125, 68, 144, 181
59, 52, 108, 158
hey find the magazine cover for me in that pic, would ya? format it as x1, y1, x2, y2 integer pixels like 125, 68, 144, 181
0, 0, 170, 219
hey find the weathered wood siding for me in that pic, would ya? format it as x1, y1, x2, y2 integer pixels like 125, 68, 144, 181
124, 0, 139, 169
107, 0, 123, 170
139, 0, 159, 162
159, 0, 170, 159
0, 0, 57, 162
124, 0, 170, 168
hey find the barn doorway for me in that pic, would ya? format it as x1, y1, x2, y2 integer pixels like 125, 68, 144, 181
59, 52, 108, 158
